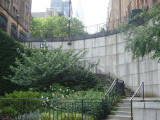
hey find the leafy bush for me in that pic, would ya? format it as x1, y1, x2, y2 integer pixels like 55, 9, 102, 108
0, 29, 25, 95
17, 110, 41, 120
40, 112, 54, 120
61, 113, 94, 120
7, 47, 99, 91
40, 83, 75, 100
0, 91, 41, 115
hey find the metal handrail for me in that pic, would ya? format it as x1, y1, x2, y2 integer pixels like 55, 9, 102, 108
105, 79, 117, 97
129, 82, 144, 120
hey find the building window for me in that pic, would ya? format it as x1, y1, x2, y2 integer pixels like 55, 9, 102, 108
12, 7, 18, 18
11, 24, 17, 39
25, 5, 29, 16
19, 32, 26, 41
0, 14, 7, 32
3, 0, 10, 11
16, 0, 19, 3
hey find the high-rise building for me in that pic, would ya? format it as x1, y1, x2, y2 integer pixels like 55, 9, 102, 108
50, 0, 70, 16
0, 0, 32, 41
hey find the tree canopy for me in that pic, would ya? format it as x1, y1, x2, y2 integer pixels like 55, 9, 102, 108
6, 46, 99, 91
30, 15, 87, 38
122, 2, 160, 60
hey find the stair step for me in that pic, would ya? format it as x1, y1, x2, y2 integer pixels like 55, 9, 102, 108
107, 115, 131, 120
115, 107, 131, 112
118, 103, 130, 107
112, 111, 131, 116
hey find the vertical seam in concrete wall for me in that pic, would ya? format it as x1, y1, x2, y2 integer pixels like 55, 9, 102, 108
137, 58, 140, 87
116, 34, 118, 76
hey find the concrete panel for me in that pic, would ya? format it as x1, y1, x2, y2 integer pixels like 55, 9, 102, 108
32, 42, 40, 48
117, 32, 125, 43
106, 45, 112, 55
117, 42, 125, 54
106, 45, 116, 55
85, 48, 92, 58
118, 64, 126, 76
139, 61, 146, 74
117, 53, 125, 64
53, 42, 63, 48
157, 110, 160, 120
98, 57, 106, 67
145, 85, 153, 97
73, 40, 84, 50
124, 52, 132, 63
92, 47, 98, 57
106, 34, 116, 45
150, 60, 158, 71
131, 74, 139, 87
152, 85, 160, 97
106, 56, 113, 66
98, 37, 105, 47
128, 63, 137, 75
98, 47, 105, 57
152, 71, 158, 85
92, 38, 99, 48
85, 39, 93, 49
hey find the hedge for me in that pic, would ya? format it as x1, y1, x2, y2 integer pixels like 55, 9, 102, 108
0, 29, 25, 95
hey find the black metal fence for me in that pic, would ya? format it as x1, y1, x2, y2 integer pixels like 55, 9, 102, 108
0, 99, 108, 120
0, 79, 125, 120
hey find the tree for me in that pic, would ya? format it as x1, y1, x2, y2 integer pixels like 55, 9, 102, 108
30, 15, 87, 38
6, 47, 99, 91
122, 2, 160, 60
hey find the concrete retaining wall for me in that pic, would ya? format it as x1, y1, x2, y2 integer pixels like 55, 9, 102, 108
22, 31, 160, 97
133, 102, 160, 120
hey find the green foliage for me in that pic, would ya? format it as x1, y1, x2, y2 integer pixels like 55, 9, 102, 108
6, 47, 99, 91
18, 111, 41, 120
60, 113, 94, 120
0, 91, 41, 115
31, 15, 87, 37
122, 2, 160, 60
0, 29, 26, 95
40, 112, 54, 120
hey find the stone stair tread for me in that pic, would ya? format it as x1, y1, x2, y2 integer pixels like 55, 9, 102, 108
112, 111, 131, 113
108, 115, 130, 117
115, 107, 130, 108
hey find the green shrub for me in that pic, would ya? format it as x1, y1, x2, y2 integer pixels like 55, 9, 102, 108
7, 47, 99, 91
61, 113, 94, 120
0, 91, 41, 115
0, 29, 25, 95
40, 112, 54, 120
17, 110, 41, 120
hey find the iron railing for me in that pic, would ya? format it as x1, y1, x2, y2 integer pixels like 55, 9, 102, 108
129, 82, 144, 120
0, 98, 108, 120
105, 79, 125, 108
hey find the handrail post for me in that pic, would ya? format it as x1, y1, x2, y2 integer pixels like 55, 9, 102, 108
143, 82, 144, 100
131, 100, 133, 120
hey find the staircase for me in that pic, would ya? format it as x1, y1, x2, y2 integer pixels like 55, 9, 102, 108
95, 73, 112, 85
105, 86, 140, 120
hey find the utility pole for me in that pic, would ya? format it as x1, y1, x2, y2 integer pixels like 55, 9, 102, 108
68, 0, 71, 37
68, 0, 71, 45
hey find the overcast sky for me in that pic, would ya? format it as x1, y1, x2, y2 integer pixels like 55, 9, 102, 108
31, 0, 109, 26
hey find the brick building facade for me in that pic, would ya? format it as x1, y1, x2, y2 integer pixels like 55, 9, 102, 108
0, 0, 32, 41
108, 0, 160, 30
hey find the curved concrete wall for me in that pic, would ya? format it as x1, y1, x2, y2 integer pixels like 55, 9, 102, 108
22, 32, 160, 97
